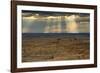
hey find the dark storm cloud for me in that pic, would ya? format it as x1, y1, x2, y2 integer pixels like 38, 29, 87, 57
22, 10, 89, 17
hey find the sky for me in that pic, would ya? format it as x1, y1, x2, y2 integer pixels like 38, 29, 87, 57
22, 10, 90, 33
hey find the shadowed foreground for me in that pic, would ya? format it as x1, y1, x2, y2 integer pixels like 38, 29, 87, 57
22, 33, 90, 62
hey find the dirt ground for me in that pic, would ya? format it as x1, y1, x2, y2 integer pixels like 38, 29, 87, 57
22, 35, 90, 62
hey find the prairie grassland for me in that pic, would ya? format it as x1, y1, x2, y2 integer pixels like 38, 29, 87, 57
22, 35, 89, 62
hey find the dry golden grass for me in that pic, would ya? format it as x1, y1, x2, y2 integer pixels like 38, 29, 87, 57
22, 36, 89, 62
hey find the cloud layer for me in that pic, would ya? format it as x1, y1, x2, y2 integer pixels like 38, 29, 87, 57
22, 11, 90, 33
